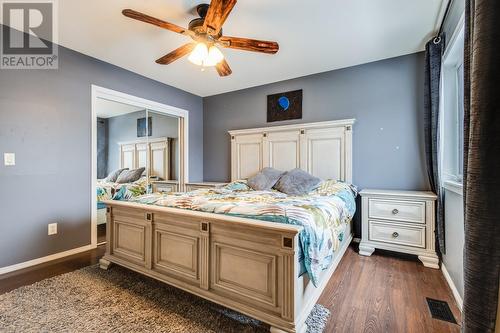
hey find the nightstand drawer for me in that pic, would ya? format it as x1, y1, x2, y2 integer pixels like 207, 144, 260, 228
368, 199, 425, 224
368, 220, 425, 248
153, 183, 179, 193
185, 182, 227, 192
186, 184, 213, 191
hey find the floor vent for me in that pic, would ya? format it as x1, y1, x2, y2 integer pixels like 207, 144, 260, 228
426, 298, 457, 324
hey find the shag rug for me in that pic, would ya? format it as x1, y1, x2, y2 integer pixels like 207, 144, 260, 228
0, 265, 330, 332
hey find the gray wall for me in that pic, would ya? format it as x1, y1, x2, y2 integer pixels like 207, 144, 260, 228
441, 0, 465, 301
105, 110, 179, 179
203, 53, 429, 193
0, 25, 203, 268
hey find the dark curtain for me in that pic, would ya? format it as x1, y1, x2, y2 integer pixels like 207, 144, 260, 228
424, 35, 446, 255
463, 0, 500, 332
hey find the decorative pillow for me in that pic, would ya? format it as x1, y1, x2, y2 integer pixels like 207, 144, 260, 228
223, 180, 252, 192
116, 167, 146, 184
274, 168, 321, 196
104, 168, 128, 183
247, 167, 284, 191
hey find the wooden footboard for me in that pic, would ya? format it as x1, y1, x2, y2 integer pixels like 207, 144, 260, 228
100, 200, 339, 333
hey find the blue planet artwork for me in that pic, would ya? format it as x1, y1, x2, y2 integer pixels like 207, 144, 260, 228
278, 96, 290, 111
267, 89, 302, 122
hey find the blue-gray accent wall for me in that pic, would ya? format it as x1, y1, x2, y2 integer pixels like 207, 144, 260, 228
0, 25, 203, 268
203, 52, 430, 194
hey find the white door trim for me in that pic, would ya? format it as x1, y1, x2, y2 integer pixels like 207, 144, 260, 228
91, 85, 190, 247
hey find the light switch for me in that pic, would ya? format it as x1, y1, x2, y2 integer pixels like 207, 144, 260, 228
48, 223, 58, 235
4, 153, 15, 166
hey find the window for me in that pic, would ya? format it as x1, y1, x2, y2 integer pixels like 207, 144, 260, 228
441, 20, 464, 193
456, 63, 464, 178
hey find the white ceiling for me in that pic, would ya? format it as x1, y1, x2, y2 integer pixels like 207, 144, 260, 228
58, 0, 445, 97
95, 98, 145, 118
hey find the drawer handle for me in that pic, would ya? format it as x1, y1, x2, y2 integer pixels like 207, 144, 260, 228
392, 232, 399, 238
392, 209, 399, 215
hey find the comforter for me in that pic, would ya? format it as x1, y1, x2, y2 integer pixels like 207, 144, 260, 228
96, 177, 149, 205
129, 180, 357, 286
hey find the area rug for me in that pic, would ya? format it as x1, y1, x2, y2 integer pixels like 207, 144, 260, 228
0, 265, 330, 332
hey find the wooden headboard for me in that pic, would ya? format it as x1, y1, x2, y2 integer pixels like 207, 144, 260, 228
228, 119, 355, 183
119, 137, 172, 180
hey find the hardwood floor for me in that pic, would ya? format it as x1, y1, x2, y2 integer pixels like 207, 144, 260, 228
0, 243, 461, 332
319, 244, 461, 333
0, 246, 105, 295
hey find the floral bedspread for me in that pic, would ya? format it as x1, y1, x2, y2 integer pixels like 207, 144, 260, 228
96, 177, 149, 205
129, 180, 357, 286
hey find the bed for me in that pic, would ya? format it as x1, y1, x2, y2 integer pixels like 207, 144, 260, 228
96, 177, 149, 225
95, 136, 174, 226
99, 119, 355, 333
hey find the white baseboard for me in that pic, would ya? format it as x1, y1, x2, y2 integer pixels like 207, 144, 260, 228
352, 237, 361, 243
441, 263, 463, 311
0, 244, 95, 275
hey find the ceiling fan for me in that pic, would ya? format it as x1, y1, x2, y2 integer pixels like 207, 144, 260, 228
122, 1, 279, 77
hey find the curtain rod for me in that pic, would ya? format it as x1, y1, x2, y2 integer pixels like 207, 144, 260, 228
435, 0, 453, 43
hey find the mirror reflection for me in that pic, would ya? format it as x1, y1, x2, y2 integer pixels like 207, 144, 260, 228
95, 99, 180, 244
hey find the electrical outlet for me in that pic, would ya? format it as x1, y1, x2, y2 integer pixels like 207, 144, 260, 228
4, 153, 15, 166
48, 223, 58, 235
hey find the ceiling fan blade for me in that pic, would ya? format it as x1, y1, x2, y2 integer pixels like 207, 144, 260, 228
122, 9, 190, 36
219, 36, 279, 54
216, 59, 232, 77
156, 43, 196, 65
203, 0, 237, 36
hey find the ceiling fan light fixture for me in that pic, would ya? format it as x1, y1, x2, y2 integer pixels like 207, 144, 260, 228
208, 45, 224, 64
122, 1, 278, 76
188, 42, 209, 66
189, 43, 224, 67
202, 58, 217, 67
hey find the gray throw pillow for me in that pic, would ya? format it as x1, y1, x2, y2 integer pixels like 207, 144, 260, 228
104, 168, 128, 183
247, 167, 284, 191
116, 167, 145, 184
274, 168, 321, 196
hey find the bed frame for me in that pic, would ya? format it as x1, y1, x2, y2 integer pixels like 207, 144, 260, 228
99, 119, 355, 333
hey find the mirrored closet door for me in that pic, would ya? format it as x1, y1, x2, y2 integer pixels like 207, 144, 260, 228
144, 109, 180, 194
95, 99, 182, 245
109, 109, 181, 193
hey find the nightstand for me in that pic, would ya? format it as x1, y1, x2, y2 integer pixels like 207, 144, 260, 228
152, 180, 179, 193
185, 182, 228, 191
358, 189, 439, 268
